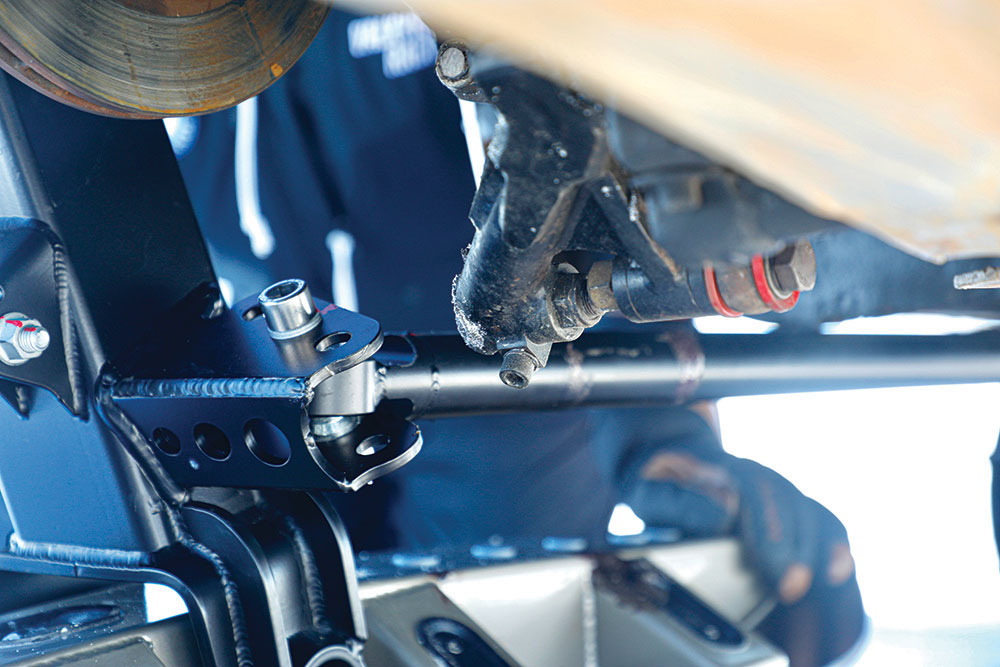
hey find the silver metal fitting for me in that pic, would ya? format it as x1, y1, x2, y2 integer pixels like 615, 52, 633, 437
436, 44, 469, 82
954, 266, 1000, 290
310, 415, 363, 441
0, 313, 50, 366
258, 279, 321, 340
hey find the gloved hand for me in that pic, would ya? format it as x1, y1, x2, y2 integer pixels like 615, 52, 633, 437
628, 447, 855, 605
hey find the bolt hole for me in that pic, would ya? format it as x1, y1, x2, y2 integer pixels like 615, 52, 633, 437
152, 427, 181, 456
356, 434, 389, 457
261, 279, 304, 301
193, 423, 230, 461
244, 419, 291, 466
499, 370, 529, 389
242, 305, 262, 321
315, 331, 351, 352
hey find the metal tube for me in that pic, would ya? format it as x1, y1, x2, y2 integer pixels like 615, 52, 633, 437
381, 331, 1000, 417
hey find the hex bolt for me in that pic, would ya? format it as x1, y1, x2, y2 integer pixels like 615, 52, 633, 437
437, 44, 469, 82
499, 348, 539, 389
586, 260, 617, 312
258, 279, 321, 340
769, 239, 816, 295
0, 313, 50, 366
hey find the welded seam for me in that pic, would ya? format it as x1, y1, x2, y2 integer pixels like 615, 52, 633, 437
111, 376, 308, 400
165, 508, 254, 667
8, 533, 150, 569
96, 381, 253, 665
261, 499, 333, 637
50, 241, 86, 416
96, 382, 189, 506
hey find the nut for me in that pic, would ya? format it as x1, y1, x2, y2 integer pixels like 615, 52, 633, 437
769, 240, 816, 294
586, 260, 617, 312
550, 272, 601, 333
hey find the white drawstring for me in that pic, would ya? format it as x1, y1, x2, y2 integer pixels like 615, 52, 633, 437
459, 99, 485, 188
326, 229, 359, 311
235, 96, 358, 310
235, 97, 276, 259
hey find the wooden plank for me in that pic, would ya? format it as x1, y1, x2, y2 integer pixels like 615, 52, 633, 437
343, 0, 1000, 262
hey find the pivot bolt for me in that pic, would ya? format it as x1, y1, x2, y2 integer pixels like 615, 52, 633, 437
258, 279, 321, 340
0, 313, 50, 366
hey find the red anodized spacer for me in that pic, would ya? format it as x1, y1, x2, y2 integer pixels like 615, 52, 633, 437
702, 265, 743, 318
750, 254, 798, 313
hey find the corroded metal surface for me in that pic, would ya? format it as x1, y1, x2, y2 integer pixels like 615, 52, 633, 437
0, 0, 328, 118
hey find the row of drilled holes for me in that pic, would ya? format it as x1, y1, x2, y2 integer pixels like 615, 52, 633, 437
152, 420, 291, 466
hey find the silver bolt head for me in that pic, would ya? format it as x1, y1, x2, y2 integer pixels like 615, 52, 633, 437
437, 45, 469, 81
770, 240, 816, 293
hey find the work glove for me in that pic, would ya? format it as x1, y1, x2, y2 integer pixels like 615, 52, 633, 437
625, 443, 855, 605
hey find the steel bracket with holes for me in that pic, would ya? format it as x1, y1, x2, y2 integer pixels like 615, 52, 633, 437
106, 290, 420, 491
